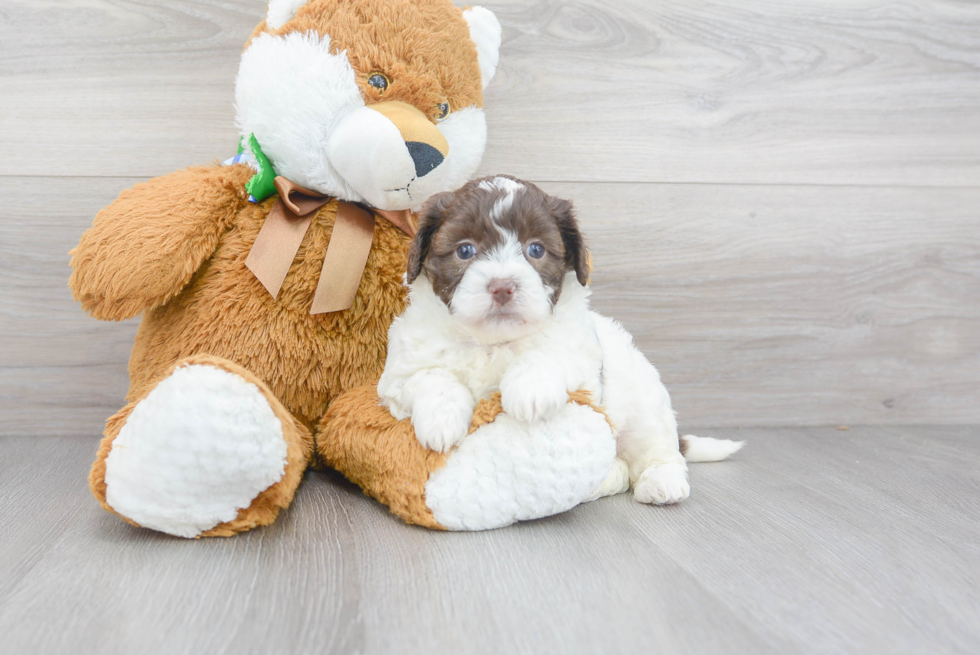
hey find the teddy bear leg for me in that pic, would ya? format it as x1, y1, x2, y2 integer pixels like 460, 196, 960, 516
315, 384, 450, 530
89, 355, 312, 538
318, 387, 618, 531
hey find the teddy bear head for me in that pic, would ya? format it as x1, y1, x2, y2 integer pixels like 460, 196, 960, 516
235, 0, 501, 211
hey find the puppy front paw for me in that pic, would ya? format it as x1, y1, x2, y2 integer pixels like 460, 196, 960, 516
411, 387, 474, 453
500, 366, 568, 423
634, 462, 690, 505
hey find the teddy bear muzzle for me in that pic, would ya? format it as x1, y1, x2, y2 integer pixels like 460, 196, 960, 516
327, 100, 450, 210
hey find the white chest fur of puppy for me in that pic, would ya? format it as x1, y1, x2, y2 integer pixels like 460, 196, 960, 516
379, 175, 743, 509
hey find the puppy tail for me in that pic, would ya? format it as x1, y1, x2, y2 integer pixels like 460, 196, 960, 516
681, 435, 745, 463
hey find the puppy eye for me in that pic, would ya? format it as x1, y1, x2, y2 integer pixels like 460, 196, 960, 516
368, 73, 390, 94
456, 243, 476, 260
436, 102, 451, 121
526, 243, 545, 259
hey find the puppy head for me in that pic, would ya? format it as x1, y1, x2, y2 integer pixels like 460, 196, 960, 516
407, 175, 589, 342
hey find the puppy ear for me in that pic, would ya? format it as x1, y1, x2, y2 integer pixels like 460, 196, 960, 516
407, 191, 454, 284
550, 197, 590, 286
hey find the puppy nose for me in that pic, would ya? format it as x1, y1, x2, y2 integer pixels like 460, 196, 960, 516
406, 141, 445, 178
488, 279, 516, 304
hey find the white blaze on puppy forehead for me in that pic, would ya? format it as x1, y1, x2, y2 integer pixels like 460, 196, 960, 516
478, 176, 524, 194
479, 176, 525, 222
486, 230, 524, 264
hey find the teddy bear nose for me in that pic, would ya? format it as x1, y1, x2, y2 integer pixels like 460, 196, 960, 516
488, 279, 517, 305
406, 141, 445, 177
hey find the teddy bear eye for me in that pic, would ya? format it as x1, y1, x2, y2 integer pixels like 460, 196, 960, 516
456, 243, 476, 260
436, 102, 451, 121
526, 243, 545, 259
368, 73, 389, 94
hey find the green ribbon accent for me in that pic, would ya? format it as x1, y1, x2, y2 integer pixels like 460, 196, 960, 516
241, 134, 277, 202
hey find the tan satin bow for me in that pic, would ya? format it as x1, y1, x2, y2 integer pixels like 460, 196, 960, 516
245, 177, 415, 315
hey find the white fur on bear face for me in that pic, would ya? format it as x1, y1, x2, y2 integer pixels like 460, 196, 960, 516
327, 105, 487, 209
235, 30, 489, 211
235, 32, 364, 201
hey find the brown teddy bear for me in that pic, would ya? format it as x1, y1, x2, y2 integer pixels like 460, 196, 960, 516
70, 0, 506, 537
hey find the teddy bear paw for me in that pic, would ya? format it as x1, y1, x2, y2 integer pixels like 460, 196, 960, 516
103, 363, 288, 538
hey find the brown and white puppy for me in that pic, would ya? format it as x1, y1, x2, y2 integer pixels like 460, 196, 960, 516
378, 175, 743, 508
407, 175, 589, 343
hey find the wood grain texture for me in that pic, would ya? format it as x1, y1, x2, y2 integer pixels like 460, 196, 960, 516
0, 177, 140, 437
3, 176, 977, 435
1, 428, 978, 654
559, 181, 980, 427
1, 0, 979, 185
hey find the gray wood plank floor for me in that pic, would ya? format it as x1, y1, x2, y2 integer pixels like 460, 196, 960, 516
2, 427, 978, 655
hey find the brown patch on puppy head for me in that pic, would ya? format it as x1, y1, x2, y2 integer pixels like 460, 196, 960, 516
407, 175, 589, 307
254, 0, 484, 121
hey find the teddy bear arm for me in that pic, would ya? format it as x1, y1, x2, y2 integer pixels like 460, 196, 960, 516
69, 164, 251, 321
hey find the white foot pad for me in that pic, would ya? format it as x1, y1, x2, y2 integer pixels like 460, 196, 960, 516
104, 364, 287, 538
634, 462, 690, 505
425, 403, 616, 531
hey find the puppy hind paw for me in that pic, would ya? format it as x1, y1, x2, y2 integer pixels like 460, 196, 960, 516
633, 462, 691, 505
500, 366, 567, 423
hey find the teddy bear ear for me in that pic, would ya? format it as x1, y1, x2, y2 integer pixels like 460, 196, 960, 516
463, 7, 502, 90
266, 0, 308, 30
